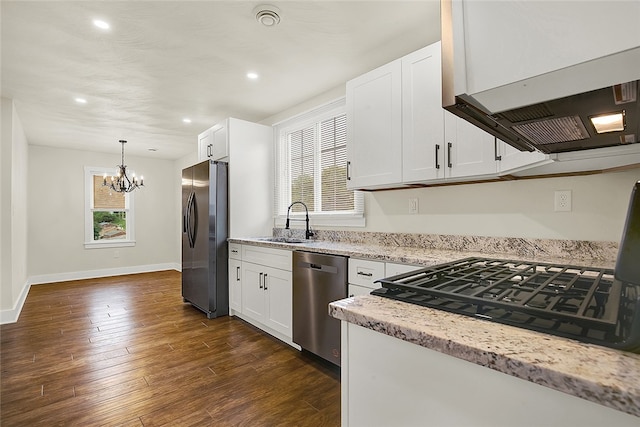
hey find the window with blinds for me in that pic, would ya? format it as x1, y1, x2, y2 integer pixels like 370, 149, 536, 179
84, 166, 136, 248
274, 98, 364, 226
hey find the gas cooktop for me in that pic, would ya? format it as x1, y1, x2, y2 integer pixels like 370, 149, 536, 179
372, 257, 640, 353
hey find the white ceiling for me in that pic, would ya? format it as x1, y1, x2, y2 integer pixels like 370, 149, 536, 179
1, 1, 441, 160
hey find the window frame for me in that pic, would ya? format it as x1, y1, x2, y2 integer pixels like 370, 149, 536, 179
273, 97, 365, 228
84, 166, 136, 249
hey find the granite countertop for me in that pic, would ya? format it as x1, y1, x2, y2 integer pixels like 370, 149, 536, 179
232, 235, 637, 418
329, 295, 640, 418
228, 236, 616, 268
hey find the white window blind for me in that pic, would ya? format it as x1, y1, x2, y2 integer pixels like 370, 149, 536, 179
274, 98, 364, 226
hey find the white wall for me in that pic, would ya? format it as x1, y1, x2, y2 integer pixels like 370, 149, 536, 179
1, 98, 29, 319
364, 169, 640, 242
28, 145, 179, 281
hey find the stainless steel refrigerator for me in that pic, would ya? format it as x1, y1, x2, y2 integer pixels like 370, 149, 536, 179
182, 160, 229, 319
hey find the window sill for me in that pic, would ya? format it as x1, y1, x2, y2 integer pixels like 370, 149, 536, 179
275, 213, 365, 228
84, 240, 136, 249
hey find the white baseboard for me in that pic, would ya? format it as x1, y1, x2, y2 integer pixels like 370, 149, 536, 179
0, 263, 181, 324
29, 262, 181, 285
0, 279, 31, 324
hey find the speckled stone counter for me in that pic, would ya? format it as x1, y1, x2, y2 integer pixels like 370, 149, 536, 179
329, 294, 640, 418
229, 231, 618, 269
231, 231, 637, 418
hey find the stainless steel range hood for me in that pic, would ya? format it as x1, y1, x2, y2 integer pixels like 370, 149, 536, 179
441, 0, 640, 154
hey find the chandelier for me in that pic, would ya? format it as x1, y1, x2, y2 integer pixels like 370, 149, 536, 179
103, 140, 144, 193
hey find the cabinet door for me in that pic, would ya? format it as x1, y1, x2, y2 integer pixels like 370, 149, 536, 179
346, 59, 402, 189
241, 262, 266, 324
348, 284, 373, 298
402, 42, 445, 183
496, 140, 549, 174
229, 258, 242, 313
198, 128, 213, 161
263, 266, 293, 338
444, 111, 497, 179
212, 122, 229, 160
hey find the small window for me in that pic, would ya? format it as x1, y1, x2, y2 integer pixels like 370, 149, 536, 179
85, 167, 135, 248
274, 98, 364, 227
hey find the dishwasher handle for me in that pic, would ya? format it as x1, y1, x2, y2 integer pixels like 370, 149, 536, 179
299, 261, 339, 274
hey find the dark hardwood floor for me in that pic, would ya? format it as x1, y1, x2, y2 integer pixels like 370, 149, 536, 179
0, 271, 340, 426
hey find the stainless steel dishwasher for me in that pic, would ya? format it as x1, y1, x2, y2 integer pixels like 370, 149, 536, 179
293, 251, 348, 366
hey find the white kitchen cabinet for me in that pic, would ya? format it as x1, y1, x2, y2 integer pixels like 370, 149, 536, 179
228, 258, 242, 313
401, 42, 445, 183
241, 263, 293, 339
197, 127, 213, 161
197, 122, 229, 162
211, 122, 228, 160
346, 59, 402, 189
348, 258, 386, 288
384, 262, 420, 277
238, 246, 294, 344
341, 322, 638, 427
348, 284, 372, 298
443, 110, 497, 179
496, 139, 550, 174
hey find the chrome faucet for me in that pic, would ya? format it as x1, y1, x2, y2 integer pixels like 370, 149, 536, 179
285, 201, 314, 240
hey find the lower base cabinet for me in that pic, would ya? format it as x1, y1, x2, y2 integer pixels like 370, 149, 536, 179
241, 262, 292, 338
228, 244, 295, 347
341, 322, 638, 427
228, 258, 242, 312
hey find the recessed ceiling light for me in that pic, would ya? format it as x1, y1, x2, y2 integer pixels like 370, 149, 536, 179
182, 118, 192, 124
75, 97, 87, 104
247, 72, 259, 80
93, 19, 110, 30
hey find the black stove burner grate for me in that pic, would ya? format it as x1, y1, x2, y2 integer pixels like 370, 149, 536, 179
372, 257, 640, 352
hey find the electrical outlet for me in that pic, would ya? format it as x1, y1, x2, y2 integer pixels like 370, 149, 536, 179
409, 198, 419, 214
554, 190, 572, 212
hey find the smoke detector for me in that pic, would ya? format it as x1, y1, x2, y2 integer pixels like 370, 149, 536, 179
254, 5, 281, 27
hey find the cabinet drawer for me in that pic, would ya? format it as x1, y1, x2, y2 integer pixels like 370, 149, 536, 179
242, 245, 292, 271
348, 284, 374, 298
229, 243, 242, 260
385, 262, 421, 277
348, 258, 385, 289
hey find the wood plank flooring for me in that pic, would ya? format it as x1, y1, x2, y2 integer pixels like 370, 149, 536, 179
0, 271, 340, 426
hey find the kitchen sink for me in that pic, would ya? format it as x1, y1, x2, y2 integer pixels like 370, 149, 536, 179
259, 237, 308, 244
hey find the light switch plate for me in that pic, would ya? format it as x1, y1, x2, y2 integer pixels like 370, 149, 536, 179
409, 198, 419, 214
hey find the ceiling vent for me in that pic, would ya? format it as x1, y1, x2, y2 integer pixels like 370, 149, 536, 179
254, 5, 281, 27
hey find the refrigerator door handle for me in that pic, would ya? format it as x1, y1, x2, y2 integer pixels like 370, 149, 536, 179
190, 192, 198, 248
186, 192, 196, 248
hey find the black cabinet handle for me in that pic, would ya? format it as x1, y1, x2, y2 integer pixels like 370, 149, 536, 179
346, 161, 351, 181
494, 138, 502, 161
435, 144, 440, 169
236, 266, 240, 281
357, 271, 373, 277
263, 273, 268, 291
447, 142, 453, 168
259, 272, 263, 289
207, 144, 213, 158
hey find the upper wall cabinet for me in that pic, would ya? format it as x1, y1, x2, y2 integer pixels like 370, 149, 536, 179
197, 121, 229, 162
346, 58, 403, 189
346, 42, 543, 190
197, 118, 273, 238
401, 43, 445, 183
